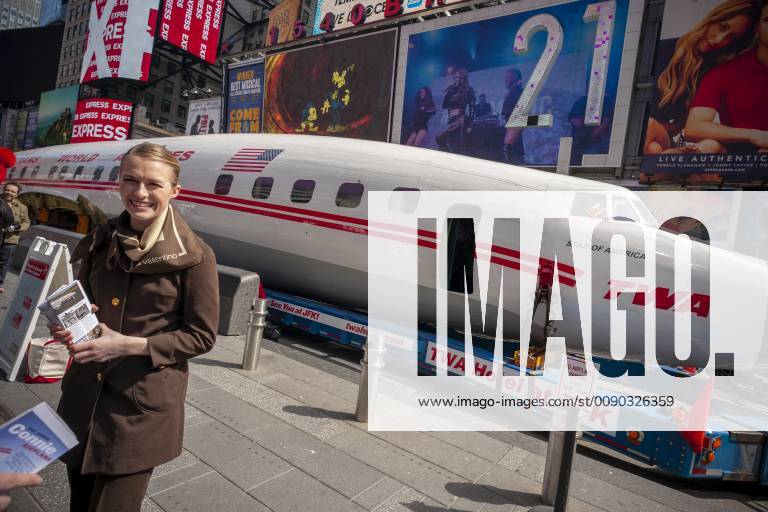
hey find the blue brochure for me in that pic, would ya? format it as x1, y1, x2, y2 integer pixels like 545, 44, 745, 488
0, 402, 77, 473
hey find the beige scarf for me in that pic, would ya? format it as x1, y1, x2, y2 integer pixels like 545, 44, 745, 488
73, 205, 203, 274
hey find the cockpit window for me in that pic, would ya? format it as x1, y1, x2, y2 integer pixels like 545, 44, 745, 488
336, 183, 364, 208
570, 193, 607, 219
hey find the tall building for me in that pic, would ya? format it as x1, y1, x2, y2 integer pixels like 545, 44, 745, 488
0, 0, 42, 30
38, 0, 65, 26
242, 0, 318, 50
55, 0, 87, 87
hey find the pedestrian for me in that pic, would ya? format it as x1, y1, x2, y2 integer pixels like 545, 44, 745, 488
0, 181, 30, 294
48, 142, 220, 512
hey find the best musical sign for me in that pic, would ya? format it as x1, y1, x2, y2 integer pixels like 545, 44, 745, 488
71, 99, 133, 143
159, 0, 224, 63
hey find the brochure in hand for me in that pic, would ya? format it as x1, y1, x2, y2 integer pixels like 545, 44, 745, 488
0, 402, 78, 473
37, 280, 100, 344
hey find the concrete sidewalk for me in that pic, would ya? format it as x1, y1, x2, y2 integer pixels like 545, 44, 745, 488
0, 271, 764, 512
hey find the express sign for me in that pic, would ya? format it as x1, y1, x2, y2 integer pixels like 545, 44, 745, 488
80, 0, 158, 82
71, 99, 133, 143
159, 0, 224, 63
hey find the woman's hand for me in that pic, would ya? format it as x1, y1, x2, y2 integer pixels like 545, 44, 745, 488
68, 324, 149, 363
47, 304, 99, 345
0, 473, 42, 511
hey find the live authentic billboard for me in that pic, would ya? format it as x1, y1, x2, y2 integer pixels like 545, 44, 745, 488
641, 0, 768, 182
159, 0, 224, 63
263, 31, 396, 141
226, 61, 264, 134
186, 97, 222, 135
35, 86, 79, 147
81, 0, 158, 82
71, 98, 133, 143
394, 0, 635, 167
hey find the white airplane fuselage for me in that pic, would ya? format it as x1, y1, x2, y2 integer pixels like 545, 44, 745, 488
10, 134, 759, 366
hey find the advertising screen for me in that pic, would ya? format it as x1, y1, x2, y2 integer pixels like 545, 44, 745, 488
311, 0, 467, 35
265, 0, 301, 46
394, 0, 636, 167
640, 0, 768, 183
35, 86, 79, 147
226, 61, 264, 134
159, 0, 224, 63
186, 97, 222, 135
80, 0, 159, 82
23, 109, 38, 150
71, 98, 133, 143
263, 31, 396, 141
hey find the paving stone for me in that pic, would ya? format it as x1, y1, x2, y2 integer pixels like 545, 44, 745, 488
313, 373, 360, 403
186, 386, 282, 433
260, 352, 338, 385
151, 471, 267, 512
28, 461, 69, 512
249, 468, 367, 512
437, 452, 477, 476
445, 481, 522, 512
352, 477, 406, 510
513, 452, 546, 484
326, 427, 467, 507
450, 457, 494, 483
25, 382, 62, 406
263, 373, 356, 416
189, 362, 350, 440
6, 488, 43, 512
568, 472, 679, 512
186, 373, 217, 394
429, 433, 510, 464
371, 487, 428, 512
371, 431, 465, 467
242, 417, 293, 443
140, 498, 165, 512
153, 450, 200, 478
184, 420, 293, 491
496, 447, 530, 474
256, 426, 385, 498
474, 464, 542, 508
147, 462, 215, 497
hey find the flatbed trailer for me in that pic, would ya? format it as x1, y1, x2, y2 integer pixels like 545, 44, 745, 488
265, 289, 768, 485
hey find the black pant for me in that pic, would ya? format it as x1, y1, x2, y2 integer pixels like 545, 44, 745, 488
67, 466, 154, 512
0, 244, 15, 286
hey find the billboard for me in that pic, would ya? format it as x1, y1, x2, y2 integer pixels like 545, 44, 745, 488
263, 31, 396, 141
81, 0, 159, 82
312, 0, 467, 35
393, 0, 639, 168
35, 85, 79, 147
640, 0, 768, 183
71, 98, 133, 143
226, 61, 264, 134
186, 97, 222, 135
265, 0, 302, 46
159, 0, 224, 63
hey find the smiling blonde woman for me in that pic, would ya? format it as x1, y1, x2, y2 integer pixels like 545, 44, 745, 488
49, 142, 220, 512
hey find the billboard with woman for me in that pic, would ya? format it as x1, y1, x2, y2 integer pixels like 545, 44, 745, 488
641, 0, 768, 182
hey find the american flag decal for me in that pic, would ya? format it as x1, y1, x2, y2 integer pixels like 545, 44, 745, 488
221, 148, 283, 172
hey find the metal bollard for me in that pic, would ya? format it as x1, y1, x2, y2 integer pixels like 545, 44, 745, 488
242, 298, 268, 371
355, 344, 369, 423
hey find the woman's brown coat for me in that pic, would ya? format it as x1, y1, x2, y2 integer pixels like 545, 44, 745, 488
57, 215, 219, 475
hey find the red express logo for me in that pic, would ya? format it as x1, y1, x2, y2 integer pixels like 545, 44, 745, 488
24, 259, 50, 280
71, 99, 133, 143
159, 0, 223, 63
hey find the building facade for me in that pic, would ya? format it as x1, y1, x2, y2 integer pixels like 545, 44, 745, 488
0, 0, 41, 30
38, 0, 65, 26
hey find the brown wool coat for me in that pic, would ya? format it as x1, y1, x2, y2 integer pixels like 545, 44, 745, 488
57, 215, 219, 475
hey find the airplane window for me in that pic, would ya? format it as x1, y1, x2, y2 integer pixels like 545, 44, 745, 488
291, 180, 315, 204
336, 183, 364, 208
19, 167, 27, 178
48, 166, 57, 179
31, 167, 39, 179
93, 166, 104, 181
72, 166, 84, 180
251, 177, 274, 200
108, 166, 120, 182
570, 193, 607, 219
58, 166, 69, 179
7, 167, 15, 178
214, 174, 234, 195
389, 187, 420, 214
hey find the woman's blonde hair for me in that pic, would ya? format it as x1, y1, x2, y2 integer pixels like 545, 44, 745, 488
657, 0, 758, 109
121, 142, 181, 186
